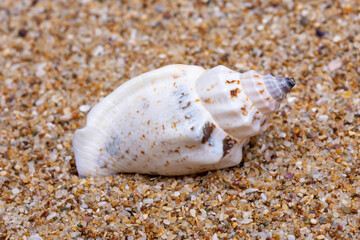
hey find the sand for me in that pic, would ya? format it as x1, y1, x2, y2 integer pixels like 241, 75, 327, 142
1, 0, 359, 239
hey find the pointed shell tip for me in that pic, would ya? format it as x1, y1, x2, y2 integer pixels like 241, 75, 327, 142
285, 77, 295, 90
276, 76, 295, 95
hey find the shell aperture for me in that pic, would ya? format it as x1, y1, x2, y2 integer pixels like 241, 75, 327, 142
73, 65, 295, 177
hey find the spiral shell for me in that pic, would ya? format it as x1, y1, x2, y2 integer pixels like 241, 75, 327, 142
73, 65, 295, 177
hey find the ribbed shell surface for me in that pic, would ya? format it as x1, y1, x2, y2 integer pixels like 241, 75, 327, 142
73, 65, 245, 177
196, 66, 270, 139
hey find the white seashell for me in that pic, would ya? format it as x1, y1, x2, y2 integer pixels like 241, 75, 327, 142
73, 65, 295, 177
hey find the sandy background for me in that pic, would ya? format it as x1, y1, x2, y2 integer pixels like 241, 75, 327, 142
1, 0, 359, 239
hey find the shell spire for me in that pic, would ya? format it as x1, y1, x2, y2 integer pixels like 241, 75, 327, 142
264, 75, 295, 101
196, 67, 295, 140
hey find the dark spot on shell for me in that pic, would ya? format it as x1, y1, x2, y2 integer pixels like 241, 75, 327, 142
223, 136, 237, 157
168, 149, 180, 154
185, 145, 196, 149
204, 98, 211, 103
226, 80, 238, 84
201, 122, 215, 144
260, 119, 267, 127
181, 101, 191, 109
230, 88, 239, 98
241, 106, 248, 116
100, 162, 108, 169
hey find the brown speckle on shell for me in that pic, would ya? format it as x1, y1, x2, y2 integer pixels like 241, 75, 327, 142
201, 122, 215, 143
223, 136, 237, 157
230, 88, 240, 98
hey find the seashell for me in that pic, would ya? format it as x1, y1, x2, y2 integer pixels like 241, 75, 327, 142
73, 65, 295, 177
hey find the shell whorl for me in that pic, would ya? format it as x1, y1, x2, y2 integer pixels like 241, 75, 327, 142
264, 75, 295, 101
196, 67, 296, 139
